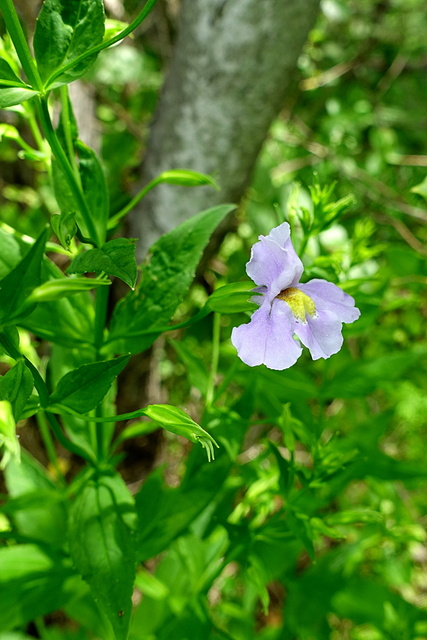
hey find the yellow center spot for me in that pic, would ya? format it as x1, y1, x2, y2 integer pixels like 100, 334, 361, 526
277, 287, 316, 322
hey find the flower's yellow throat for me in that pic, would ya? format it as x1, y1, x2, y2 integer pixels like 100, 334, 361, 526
277, 287, 316, 322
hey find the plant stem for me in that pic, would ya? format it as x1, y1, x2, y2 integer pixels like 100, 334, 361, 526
36, 412, 65, 485
93, 283, 111, 461
94, 281, 109, 354
107, 177, 161, 229
0, 0, 43, 90
36, 96, 100, 246
206, 312, 221, 408
59, 85, 81, 181
26, 103, 45, 152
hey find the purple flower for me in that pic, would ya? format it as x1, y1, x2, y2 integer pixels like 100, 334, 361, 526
231, 222, 360, 370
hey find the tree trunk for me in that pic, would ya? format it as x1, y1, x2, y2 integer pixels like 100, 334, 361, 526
129, 0, 320, 257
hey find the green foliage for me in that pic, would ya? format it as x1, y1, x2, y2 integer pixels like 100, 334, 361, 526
0, 360, 33, 421
0, 400, 19, 469
0, 87, 37, 108
48, 356, 129, 414
50, 211, 77, 250
0, 544, 80, 632
0, 230, 47, 325
67, 238, 138, 289
68, 473, 137, 640
106, 204, 236, 354
33, 0, 105, 88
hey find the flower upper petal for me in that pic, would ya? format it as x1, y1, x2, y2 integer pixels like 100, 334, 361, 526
231, 298, 302, 370
246, 222, 303, 297
297, 279, 360, 323
293, 309, 344, 360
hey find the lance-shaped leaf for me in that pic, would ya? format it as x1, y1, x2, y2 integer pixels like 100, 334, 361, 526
77, 141, 109, 246
0, 59, 26, 85
0, 229, 47, 324
68, 473, 137, 640
0, 400, 20, 469
27, 276, 110, 303
67, 238, 138, 289
0, 227, 22, 279
206, 281, 258, 314
34, 0, 105, 88
106, 204, 236, 354
48, 355, 129, 414
51, 142, 109, 248
0, 60, 38, 107
0, 86, 38, 108
0, 360, 33, 421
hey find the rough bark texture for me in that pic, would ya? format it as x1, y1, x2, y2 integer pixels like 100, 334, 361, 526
129, 0, 320, 257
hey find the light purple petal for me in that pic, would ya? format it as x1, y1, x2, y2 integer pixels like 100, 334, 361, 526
297, 279, 360, 324
231, 299, 302, 370
246, 222, 303, 298
293, 309, 344, 360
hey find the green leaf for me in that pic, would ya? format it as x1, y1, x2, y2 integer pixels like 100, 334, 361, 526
34, 0, 105, 88
51, 211, 77, 250
107, 204, 236, 354
0, 229, 47, 325
51, 157, 77, 216
68, 473, 137, 640
48, 355, 129, 413
0, 59, 26, 85
76, 141, 109, 246
27, 275, 110, 303
0, 544, 79, 633
67, 238, 138, 289
0, 227, 22, 280
411, 175, 427, 201
22, 290, 95, 348
0, 87, 38, 108
206, 281, 257, 314
0, 400, 19, 469
0, 360, 33, 421
52, 142, 109, 248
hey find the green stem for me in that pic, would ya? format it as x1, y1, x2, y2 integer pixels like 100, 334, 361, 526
94, 281, 109, 354
107, 177, 161, 229
45, 0, 159, 89
36, 96, 100, 245
206, 313, 221, 408
36, 412, 65, 485
59, 85, 80, 180
0, 0, 43, 90
26, 103, 45, 152
93, 283, 110, 461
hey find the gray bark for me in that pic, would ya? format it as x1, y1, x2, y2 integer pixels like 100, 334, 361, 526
129, 0, 320, 257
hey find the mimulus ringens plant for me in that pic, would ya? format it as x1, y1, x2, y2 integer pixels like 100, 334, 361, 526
231, 222, 360, 370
